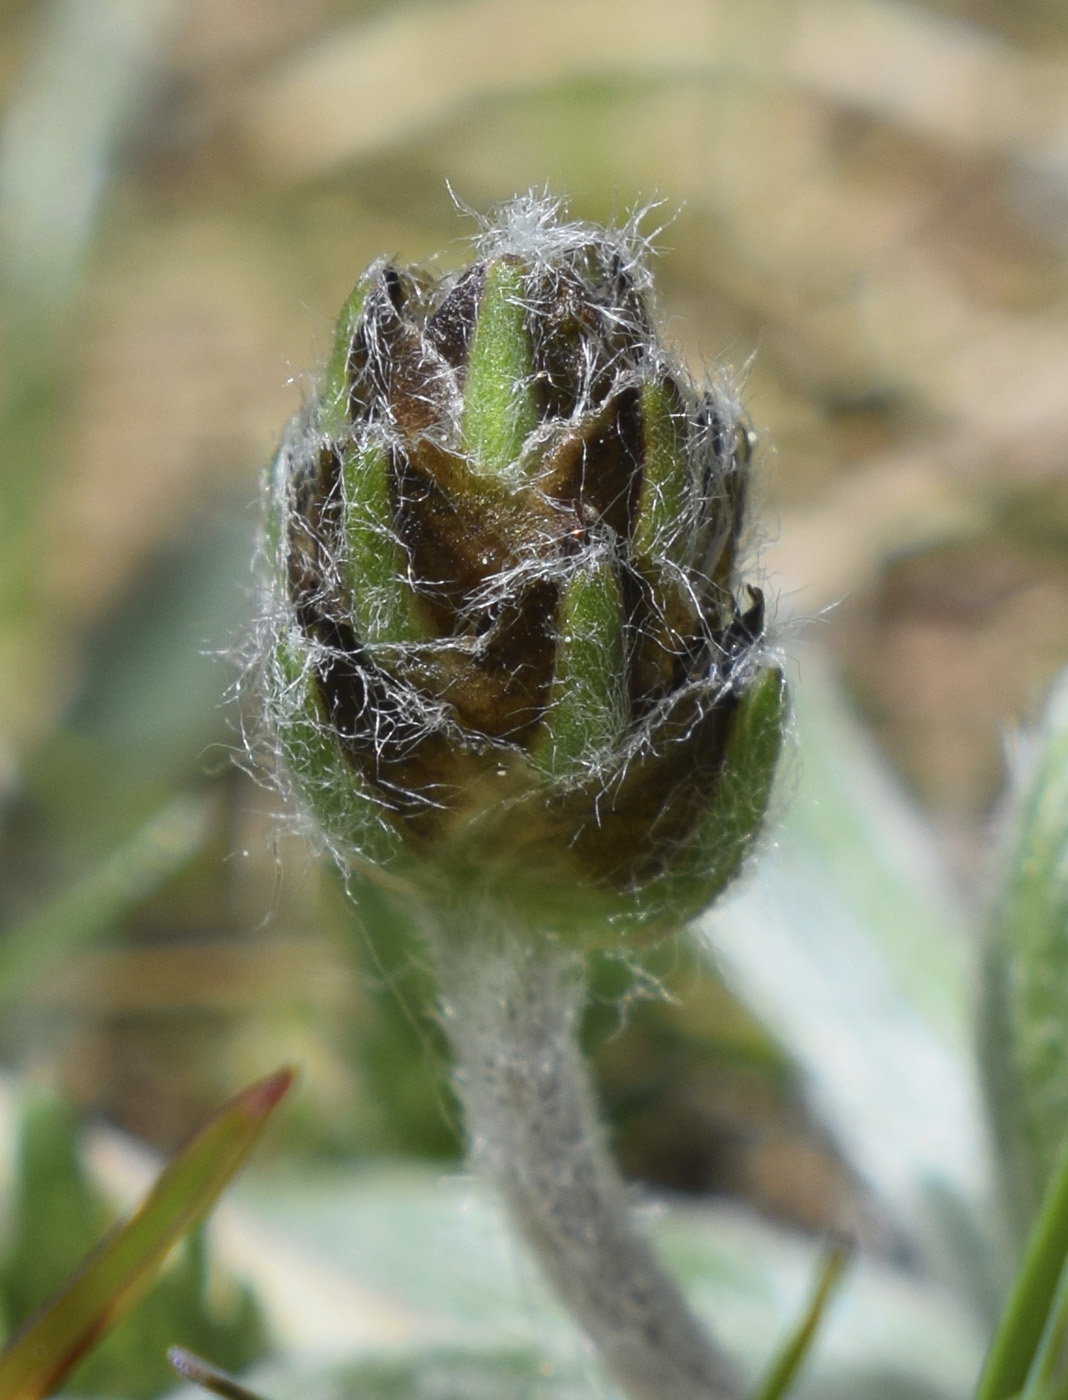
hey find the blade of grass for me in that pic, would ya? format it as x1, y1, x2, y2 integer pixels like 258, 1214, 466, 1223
974, 1129, 1068, 1400
750, 1241, 849, 1400
1022, 1237, 1068, 1400
0, 794, 211, 1003
168, 1346, 272, 1400
0, 1069, 293, 1400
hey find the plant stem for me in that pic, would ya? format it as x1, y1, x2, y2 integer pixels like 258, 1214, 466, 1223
975, 1127, 1068, 1400
751, 1242, 849, 1400
428, 909, 739, 1400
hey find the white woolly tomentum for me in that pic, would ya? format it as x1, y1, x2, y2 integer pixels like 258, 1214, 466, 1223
258, 195, 785, 945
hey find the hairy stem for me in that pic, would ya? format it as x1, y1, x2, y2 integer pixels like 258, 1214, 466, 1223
428, 910, 739, 1400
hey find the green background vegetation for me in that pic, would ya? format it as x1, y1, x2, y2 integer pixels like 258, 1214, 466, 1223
2, 1, 1068, 1395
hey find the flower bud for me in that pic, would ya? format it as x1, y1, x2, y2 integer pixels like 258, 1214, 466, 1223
259, 197, 785, 942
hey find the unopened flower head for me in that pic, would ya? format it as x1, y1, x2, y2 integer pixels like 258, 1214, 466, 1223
257, 195, 786, 942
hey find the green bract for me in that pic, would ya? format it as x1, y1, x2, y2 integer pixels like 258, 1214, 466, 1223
259, 197, 786, 942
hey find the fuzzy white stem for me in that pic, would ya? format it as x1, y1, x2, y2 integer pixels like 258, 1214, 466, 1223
429, 913, 739, 1400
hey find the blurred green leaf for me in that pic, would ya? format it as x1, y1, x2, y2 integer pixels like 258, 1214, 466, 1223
0, 0, 179, 314
0, 0, 181, 760
1020, 1241, 1068, 1400
0, 794, 211, 1006
324, 1347, 592, 1400
62, 512, 255, 784
982, 667, 1068, 1238
974, 1126, 1068, 1400
335, 871, 462, 1162
701, 654, 990, 1291
0, 1093, 109, 1333
233, 1163, 985, 1399
0, 1069, 290, 1400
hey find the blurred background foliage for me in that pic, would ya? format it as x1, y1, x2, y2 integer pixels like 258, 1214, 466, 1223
1, 0, 1068, 1394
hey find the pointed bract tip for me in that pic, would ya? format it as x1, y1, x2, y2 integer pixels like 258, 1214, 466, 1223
236, 1067, 295, 1121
